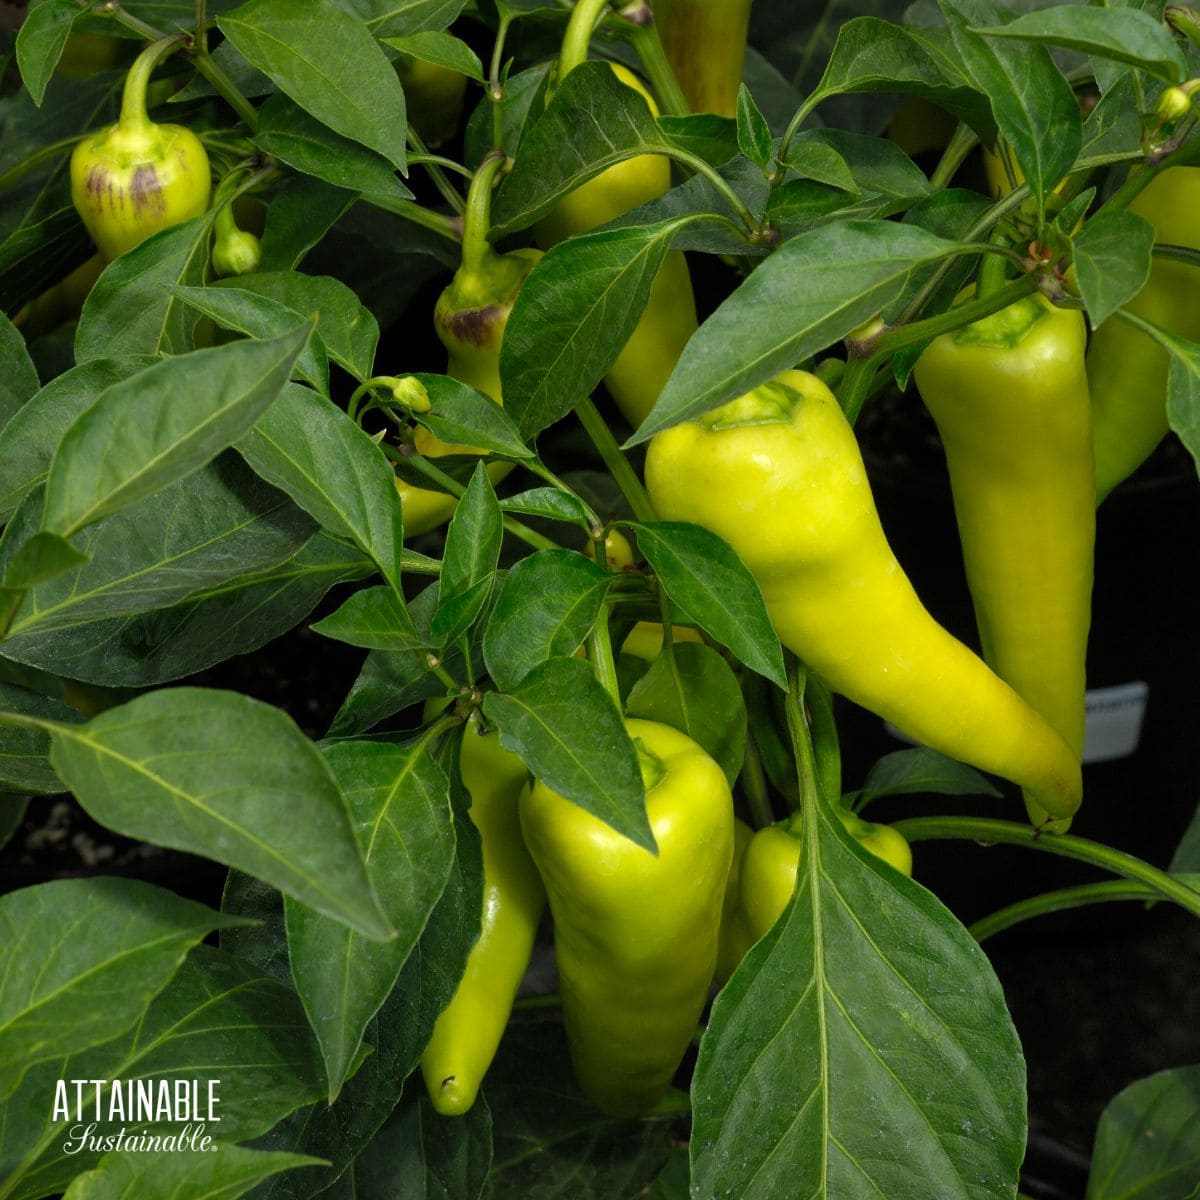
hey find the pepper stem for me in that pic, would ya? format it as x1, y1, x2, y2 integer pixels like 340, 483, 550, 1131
118, 34, 187, 132
560, 0, 615, 77
459, 151, 508, 285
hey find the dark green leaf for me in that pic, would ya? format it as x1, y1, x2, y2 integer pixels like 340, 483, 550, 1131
359, 0, 470, 39
628, 221, 959, 441
219, 0, 409, 170
1086, 1067, 1200, 1199
859, 747, 1002, 805
259, 175, 357, 271
482, 656, 651, 850
0, 878, 243, 1099
385, 30, 484, 81
500, 219, 693, 438
491, 60, 671, 236
74, 217, 214, 360
0, 681, 82, 794
313, 584, 429, 651
14, 0, 80, 107
940, 0, 1082, 208
657, 114, 739, 167
1, 531, 87, 592
1074, 209, 1156, 328
43, 326, 312, 537
736, 83, 773, 169
782, 140, 856, 191
692, 793, 1025, 1199
408, 373, 533, 458
631, 521, 785, 688
255, 94, 415, 203
286, 739, 454, 1099
482, 551, 611, 691
625, 642, 747, 786
0, 313, 40, 431
1079, 74, 1143, 166
48, 688, 394, 940
499, 487, 591, 527
973, 6, 1189, 83
436, 461, 502, 608
237, 382, 409, 597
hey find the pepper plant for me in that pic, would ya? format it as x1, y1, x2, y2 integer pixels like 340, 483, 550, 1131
1, 0, 1199, 1196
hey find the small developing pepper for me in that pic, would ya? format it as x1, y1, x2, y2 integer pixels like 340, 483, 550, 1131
420, 713, 545, 1116
645, 369, 1083, 823
70, 37, 211, 261
519, 718, 734, 1116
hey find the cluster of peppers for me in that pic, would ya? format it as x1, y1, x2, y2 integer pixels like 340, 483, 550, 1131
45, 0, 1196, 1127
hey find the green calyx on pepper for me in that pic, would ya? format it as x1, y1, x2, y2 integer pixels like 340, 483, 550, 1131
70, 36, 212, 262
420, 711, 544, 1116
914, 289, 1093, 831
519, 718, 734, 1117
396, 152, 539, 537
645, 369, 1083, 824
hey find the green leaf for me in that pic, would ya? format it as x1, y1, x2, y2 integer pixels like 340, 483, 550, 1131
499, 487, 591, 527
1, 679, 83, 794
796, 128, 932, 204
1079, 74, 1142, 166
0, 795, 28, 854
433, 462, 502, 642
255, 94, 416, 204
360, 0, 470, 39
286, 738, 455, 1099
631, 521, 786, 688
47, 688, 394, 940
74, 217, 215, 360
237, 382, 410, 597
8, 533, 372, 687
782, 140, 856, 192
385, 29, 484, 81
16, 2, 80, 106
482, 656, 652, 850
499, 218, 693, 439
169, 283, 329, 393
484, 1013, 674, 1198
657, 114, 738, 167
259, 175, 357, 272
63, 1145, 324, 1200
347, 1092, 492, 1198
491, 60, 671, 236
0, 313, 40, 431
1, 530, 87, 592
482, 551, 611, 691
0, 878, 243, 1099
0, 946, 328, 1200
219, 0, 409, 170
1086, 1067, 1200, 1199
313, 584, 429, 651
859, 747, 1002, 805
42, 326, 312, 538
0, 357, 157, 524
691, 792, 1026, 1199
627, 221, 959, 442
408, 373, 533, 458
1074, 210, 1156, 328
973, 6, 1189, 84
810, 17, 996, 143
214, 271, 380, 382
625, 642, 747, 787
939, 0, 1082, 209
0, 457, 313, 650
735, 83, 773, 169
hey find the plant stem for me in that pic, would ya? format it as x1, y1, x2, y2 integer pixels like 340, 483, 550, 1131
626, 22, 689, 117
576, 398, 657, 522
588, 608, 621, 704
891, 815, 1200, 921
740, 733, 775, 830
99, 1, 167, 42
969, 880, 1162, 943
560, 0, 615, 75
119, 35, 187, 130
662, 145, 759, 234
362, 193, 462, 242
783, 660, 821, 810
408, 127, 465, 215
460, 152, 506, 280
776, 91, 824, 171
190, 46, 260, 130
489, 11, 515, 148
195, 0, 207, 52
929, 123, 979, 190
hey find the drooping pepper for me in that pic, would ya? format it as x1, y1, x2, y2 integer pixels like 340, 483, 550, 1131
397, 153, 539, 536
211, 197, 262, 278
519, 717, 734, 1116
1086, 166, 1200, 502
739, 809, 913, 942
420, 712, 544, 1116
644, 369, 1083, 823
537, 19, 698, 430
70, 37, 211, 261
715, 816, 756, 983
652, 0, 754, 119
914, 290, 1093, 829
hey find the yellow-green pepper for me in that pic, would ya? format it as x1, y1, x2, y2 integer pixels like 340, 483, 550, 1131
70, 39, 211, 261
653, 0, 754, 119
645, 369, 1083, 823
519, 717, 733, 1116
420, 712, 544, 1116
715, 816, 756, 982
914, 291, 1093, 829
